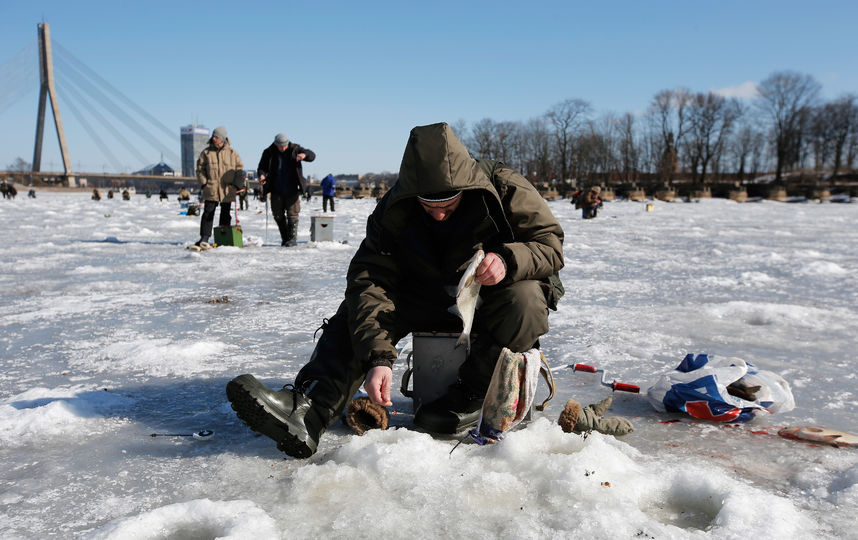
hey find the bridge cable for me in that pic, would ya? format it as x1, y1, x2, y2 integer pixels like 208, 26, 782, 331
52, 41, 178, 143
53, 54, 180, 166
55, 71, 152, 168
0, 41, 38, 116
55, 78, 125, 171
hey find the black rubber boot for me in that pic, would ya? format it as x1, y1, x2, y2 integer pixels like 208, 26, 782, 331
274, 218, 290, 246
283, 219, 298, 247
413, 378, 483, 434
226, 374, 327, 458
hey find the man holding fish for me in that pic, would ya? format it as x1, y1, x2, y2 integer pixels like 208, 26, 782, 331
227, 122, 565, 458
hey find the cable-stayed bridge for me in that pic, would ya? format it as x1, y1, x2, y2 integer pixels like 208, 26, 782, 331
0, 23, 197, 189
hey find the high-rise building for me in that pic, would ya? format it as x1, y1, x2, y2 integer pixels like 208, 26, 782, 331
180, 124, 211, 177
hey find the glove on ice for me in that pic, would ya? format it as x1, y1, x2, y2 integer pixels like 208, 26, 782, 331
726, 379, 762, 401
558, 396, 634, 436
345, 396, 390, 435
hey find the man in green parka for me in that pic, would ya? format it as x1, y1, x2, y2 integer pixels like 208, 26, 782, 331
226, 122, 565, 458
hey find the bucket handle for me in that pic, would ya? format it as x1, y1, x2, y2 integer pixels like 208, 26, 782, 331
399, 351, 414, 398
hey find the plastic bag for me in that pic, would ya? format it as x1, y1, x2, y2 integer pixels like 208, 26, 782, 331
647, 353, 795, 423
469, 348, 541, 444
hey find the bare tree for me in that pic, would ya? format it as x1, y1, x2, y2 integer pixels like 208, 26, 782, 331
648, 87, 693, 181
508, 122, 530, 175
494, 121, 519, 166
731, 122, 765, 181
575, 120, 612, 180
546, 98, 591, 182
619, 112, 639, 181
8, 157, 31, 171
827, 94, 858, 176
469, 118, 496, 159
809, 103, 836, 172
522, 117, 553, 182
755, 71, 821, 182
848, 117, 858, 172
638, 128, 662, 175
686, 92, 739, 183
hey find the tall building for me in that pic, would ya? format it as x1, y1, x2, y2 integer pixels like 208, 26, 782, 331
180, 124, 211, 177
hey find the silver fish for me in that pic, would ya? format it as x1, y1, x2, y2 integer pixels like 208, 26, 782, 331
449, 249, 485, 352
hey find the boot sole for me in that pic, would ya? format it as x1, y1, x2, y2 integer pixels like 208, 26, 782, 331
226, 376, 315, 459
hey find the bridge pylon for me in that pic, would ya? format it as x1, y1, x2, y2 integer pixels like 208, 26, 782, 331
32, 23, 73, 179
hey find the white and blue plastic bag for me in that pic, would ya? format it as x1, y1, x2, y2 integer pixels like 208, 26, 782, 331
647, 353, 795, 422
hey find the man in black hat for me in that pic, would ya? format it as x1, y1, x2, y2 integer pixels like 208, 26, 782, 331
227, 122, 564, 458
256, 133, 316, 246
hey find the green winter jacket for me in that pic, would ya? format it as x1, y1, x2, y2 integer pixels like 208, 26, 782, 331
345, 122, 565, 367
196, 138, 244, 203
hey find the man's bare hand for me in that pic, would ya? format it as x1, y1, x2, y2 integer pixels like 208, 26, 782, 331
475, 252, 506, 286
364, 366, 393, 406
296, 153, 306, 162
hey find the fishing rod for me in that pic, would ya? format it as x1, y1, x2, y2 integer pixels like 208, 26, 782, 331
149, 429, 214, 439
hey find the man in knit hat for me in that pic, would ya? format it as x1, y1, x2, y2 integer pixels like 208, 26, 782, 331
256, 133, 316, 246
194, 126, 244, 249
227, 122, 566, 458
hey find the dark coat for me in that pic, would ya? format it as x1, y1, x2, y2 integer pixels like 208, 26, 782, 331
256, 142, 315, 196
345, 122, 565, 367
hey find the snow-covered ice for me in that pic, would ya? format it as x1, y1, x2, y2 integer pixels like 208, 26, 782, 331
1, 191, 856, 539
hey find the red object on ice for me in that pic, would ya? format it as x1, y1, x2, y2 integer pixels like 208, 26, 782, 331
570, 363, 641, 393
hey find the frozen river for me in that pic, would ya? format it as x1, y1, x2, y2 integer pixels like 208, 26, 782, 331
0, 191, 856, 538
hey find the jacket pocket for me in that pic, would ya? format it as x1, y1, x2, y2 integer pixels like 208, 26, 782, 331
546, 272, 564, 311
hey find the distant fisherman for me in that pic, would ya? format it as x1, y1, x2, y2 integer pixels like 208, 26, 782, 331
194, 126, 244, 249
227, 122, 565, 458
257, 132, 315, 247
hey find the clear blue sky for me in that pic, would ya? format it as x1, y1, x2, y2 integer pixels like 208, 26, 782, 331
1, 0, 856, 177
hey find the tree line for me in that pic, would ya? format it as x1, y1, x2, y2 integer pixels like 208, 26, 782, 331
450, 71, 858, 187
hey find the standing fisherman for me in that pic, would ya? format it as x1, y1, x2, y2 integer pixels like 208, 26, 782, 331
194, 126, 244, 249
256, 133, 315, 247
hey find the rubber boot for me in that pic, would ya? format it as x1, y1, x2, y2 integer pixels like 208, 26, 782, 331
414, 378, 483, 434
226, 374, 328, 458
275, 218, 290, 246
284, 219, 298, 247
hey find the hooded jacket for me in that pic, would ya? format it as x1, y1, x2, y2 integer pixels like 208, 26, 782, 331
256, 142, 316, 196
196, 138, 244, 203
581, 187, 602, 209
345, 122, 564, 367
321, 174, 336, 197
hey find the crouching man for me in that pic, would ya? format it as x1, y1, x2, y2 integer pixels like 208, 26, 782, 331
226, 122, 565, 458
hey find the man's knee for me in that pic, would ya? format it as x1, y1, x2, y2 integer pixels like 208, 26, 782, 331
480, 280, 550, 346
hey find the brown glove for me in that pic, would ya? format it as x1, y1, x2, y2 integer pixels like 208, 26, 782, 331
558, 396, 634, 436
345, 396, 390, 435
727, 380, 762, 401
